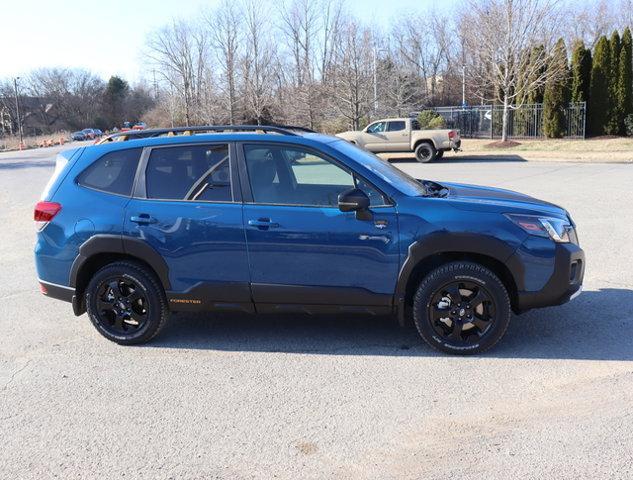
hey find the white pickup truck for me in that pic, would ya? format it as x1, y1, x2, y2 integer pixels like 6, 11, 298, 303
336, 117, 461, 163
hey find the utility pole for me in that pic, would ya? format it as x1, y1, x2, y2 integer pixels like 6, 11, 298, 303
373, 47, 378, 117
13, 77, 23, 149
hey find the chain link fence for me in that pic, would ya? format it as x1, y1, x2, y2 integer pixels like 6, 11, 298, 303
432, 102, 586, 139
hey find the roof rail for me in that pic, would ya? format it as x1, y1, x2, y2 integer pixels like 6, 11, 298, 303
97, 124, 316, 144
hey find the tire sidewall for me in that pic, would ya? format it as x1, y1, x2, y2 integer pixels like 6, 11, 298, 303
413, 263, 511, 354
86, 265, 164, 344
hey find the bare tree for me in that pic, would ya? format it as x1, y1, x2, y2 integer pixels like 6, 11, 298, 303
241, 0, 279, 124
329, 19, 373, 129
205, 0, 243, 124
280, 0, 321, 127
392, 10, 451, 106
146, 20, 211, 126
461, 0, 566, 142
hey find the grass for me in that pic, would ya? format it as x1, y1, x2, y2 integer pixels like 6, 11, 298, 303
471, 137, 633, 152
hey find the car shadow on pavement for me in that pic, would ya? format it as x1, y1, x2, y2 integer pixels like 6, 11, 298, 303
149, 288, 633, 361
386, 154, 527, 164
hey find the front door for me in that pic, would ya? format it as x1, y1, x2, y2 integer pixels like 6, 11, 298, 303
239, 142, 400, 312
124, 143, 252, 311
361, 121, 389, 151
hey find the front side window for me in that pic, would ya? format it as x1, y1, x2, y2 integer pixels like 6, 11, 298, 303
387, 121, 406, 132
243, 144, 388, 207
145, 144, 231, 202
366, 122, 387, 134
77, 148, 142, 196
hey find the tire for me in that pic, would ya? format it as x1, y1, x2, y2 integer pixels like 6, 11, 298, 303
414, 142, 437, 163
85, 261, 169, 345
412, 262, 511, 355
435, 150, 444, 159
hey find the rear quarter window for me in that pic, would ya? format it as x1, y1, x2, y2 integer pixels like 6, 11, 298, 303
77, 148, 142, 196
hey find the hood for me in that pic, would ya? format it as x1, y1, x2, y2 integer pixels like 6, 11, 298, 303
440, 181, 568, 218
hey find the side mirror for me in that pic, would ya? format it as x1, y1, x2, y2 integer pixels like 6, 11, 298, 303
338, 188, 371, 220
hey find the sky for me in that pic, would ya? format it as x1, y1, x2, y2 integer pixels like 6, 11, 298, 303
0, 0, 432, 84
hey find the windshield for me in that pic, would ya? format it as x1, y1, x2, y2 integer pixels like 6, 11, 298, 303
330, 140, 426, 196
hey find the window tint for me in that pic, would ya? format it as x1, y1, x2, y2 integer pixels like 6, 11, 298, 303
411, 119, 421, 130
387, 121, 406, 132
77, 148, 141, 196
145, 144, 231, 201
243, 144, 388, 207
366, 121, 387, 133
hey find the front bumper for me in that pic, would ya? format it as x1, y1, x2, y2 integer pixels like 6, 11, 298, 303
513, 242, 585, 312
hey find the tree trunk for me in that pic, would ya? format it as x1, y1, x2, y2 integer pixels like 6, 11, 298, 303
501, 93, 509, 142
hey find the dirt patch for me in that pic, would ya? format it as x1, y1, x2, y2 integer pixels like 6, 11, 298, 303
485, 140, 522, 148
295, 441, 318, 455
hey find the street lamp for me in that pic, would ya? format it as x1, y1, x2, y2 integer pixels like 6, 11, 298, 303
13, 77, 23, 149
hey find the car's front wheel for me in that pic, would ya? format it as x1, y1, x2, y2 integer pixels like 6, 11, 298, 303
412, 262, 511, 354
85, 261, 169, 345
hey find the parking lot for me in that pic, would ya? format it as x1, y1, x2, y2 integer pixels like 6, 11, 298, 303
1, 145, 632, 479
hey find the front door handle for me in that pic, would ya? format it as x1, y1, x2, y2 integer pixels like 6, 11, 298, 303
130, 214, 157, 225
248, 218, 280, 229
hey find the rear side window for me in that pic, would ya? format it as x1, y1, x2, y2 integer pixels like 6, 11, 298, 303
145, 144, 231, 202
387, 121, 406, 132
77, 148, 141, 196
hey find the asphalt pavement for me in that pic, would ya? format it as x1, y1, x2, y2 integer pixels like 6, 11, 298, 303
1, 144, 632, 479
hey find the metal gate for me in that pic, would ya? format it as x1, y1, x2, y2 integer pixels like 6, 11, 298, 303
433, 103, 586, 139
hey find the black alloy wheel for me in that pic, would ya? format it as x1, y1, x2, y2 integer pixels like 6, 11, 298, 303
427, 280, 495, 345
95, 277, 149, 336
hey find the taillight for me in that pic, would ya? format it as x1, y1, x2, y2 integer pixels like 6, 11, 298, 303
34, 201, 61, 231
448, 130, 457, 139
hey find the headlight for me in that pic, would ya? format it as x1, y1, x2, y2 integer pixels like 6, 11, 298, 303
505, 214, 572, 243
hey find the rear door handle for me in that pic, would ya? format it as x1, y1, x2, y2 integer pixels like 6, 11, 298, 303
248, 218, 279, 229
130, 214, 157, 225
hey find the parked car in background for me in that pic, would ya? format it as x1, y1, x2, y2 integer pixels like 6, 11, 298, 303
336, 117, 461, 163
71, 131, 86, 141
34, 125, 583, 354
81, 129, 97, 140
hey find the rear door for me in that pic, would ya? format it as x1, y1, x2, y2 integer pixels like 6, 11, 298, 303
124, 142, 252, 311
383, 120, 409, 151
239, 142, 400, 312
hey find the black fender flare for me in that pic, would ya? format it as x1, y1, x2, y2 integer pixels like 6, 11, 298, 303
69, 234, 171, 290
394, 232, 518, 323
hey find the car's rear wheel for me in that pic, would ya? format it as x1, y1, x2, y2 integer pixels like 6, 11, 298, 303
412, 262, 511, 354
85, 261, 169, 345
414, 142, 437, 163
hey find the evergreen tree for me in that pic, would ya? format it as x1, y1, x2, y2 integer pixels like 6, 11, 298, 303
570, 41, 592, 104
618, 28, 633, 134
527, 45, 547, 104
606, 31, 622, 134
103, 76, 130, 129
543, 39, 570, 138
589, 36, 611, 136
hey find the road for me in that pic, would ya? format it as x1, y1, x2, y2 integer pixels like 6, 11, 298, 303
1, 144, 632, 479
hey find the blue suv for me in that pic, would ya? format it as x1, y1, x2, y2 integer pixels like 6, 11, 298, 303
34, 125, 584, 354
